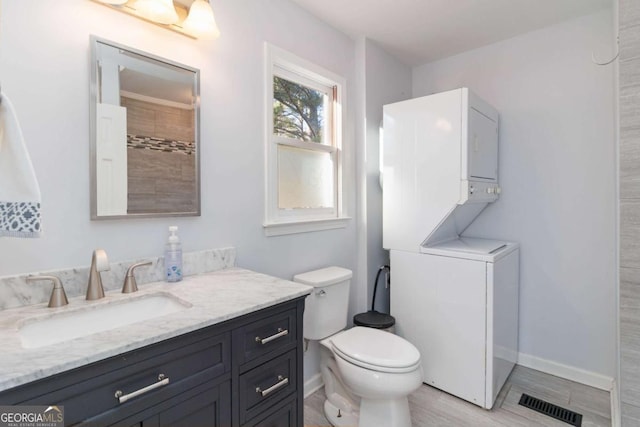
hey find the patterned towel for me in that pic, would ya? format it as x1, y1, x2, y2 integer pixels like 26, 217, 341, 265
0, 92, 42, 238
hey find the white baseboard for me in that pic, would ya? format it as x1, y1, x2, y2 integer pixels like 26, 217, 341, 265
611, 379, 620, 427
517, 352, 614, 391
304, 373, 324, 398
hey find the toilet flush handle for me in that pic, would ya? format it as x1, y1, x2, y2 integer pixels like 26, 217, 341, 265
316, 290, 326, 297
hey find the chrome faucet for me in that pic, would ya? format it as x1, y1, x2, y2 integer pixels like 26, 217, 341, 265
122, 261, 152, 294
27, 275, 69, 308
87, 249, 110, 300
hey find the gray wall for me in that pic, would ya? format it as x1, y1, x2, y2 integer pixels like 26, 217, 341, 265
619, 0, 640, 423
0, 0, 358, 285
363, 39, 411, 313
413, 10, 616, 380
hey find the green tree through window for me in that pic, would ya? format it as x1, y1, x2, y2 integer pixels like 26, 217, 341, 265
273, 76, 326, 143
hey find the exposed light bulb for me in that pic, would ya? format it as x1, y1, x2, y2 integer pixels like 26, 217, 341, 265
135, 0, 179, 25
183, 0, 220, 39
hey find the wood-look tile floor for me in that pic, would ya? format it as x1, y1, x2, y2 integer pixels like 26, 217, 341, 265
304, 365, 611, 426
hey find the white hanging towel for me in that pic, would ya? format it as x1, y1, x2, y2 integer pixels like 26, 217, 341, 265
0, 91, 42, 238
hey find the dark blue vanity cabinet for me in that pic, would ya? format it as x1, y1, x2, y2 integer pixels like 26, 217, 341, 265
0, 297, 305, 427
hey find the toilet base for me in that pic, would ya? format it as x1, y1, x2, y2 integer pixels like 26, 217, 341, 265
324, 399, 359, 427
359, 397, 412, 427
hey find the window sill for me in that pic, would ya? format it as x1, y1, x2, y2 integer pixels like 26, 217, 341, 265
263, 217, 351, 237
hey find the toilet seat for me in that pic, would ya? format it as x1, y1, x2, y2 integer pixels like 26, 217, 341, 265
333, 347, 421, 373
330, 327, 421, 373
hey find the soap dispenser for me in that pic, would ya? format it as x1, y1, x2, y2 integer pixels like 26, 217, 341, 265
164, 226, 183, 282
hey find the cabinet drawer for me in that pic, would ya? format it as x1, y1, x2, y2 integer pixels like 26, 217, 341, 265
243, 397, 297, 427
239, 349, 296, 424
237, 309, 296, 364
8, 332, 230, 426
85, 378, 231, 427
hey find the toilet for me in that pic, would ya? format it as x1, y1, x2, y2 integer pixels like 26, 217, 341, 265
295, 267, 423, 427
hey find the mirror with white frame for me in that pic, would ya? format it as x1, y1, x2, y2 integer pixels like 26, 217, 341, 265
90, 36, 200, 219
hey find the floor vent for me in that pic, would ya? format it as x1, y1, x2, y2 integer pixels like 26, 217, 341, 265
518, 393, 582, 426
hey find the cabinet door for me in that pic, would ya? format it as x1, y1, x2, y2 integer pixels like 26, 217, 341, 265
156, 381, 230, 427
468, 107, 498, 181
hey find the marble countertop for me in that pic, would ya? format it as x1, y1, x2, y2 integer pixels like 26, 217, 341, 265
0, 268, 312, 392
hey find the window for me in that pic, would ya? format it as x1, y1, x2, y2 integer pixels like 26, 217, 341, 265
264, 44, 349, 236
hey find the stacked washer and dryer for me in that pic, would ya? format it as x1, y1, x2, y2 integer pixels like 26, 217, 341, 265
383, 88, 520, 409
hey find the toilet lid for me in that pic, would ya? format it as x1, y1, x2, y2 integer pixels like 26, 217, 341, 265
330, 327, 421, 373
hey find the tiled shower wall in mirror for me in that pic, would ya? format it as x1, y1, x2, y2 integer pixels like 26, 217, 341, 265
121, 96, 197, 213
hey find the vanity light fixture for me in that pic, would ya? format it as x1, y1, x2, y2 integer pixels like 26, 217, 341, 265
183, 0, 220, 40
91, 0, 220, 40
134, 0, 179, 25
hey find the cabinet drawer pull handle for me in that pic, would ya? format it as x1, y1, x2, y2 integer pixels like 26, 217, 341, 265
115, 374, 170, 404
255, 375, 289, 397
255, 328, 288, 345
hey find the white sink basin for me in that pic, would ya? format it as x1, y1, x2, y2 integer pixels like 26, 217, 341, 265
18, 293, 192, 349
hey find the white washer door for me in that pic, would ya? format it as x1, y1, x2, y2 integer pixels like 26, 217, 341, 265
391, 250, 487, 407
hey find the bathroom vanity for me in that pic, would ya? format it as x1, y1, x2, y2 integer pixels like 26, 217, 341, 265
0, 268, 311, 427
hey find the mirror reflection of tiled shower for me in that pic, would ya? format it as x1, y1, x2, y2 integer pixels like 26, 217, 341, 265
122, 96, 196, 214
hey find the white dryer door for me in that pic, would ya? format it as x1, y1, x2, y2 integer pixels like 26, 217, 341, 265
468, 107, 498, 181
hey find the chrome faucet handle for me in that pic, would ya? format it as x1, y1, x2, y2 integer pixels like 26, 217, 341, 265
87, 249, 110, 300
27, 275, 69, 308
122, 261, 152, 294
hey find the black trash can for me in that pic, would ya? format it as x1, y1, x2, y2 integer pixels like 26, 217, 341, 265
353, 310, 395, 330
354, 265, 395, 330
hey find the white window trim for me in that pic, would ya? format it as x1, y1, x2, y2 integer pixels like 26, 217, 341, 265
263, 43, 350, 236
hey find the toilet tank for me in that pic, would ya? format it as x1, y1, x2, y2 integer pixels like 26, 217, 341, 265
294, 266, 352, 340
